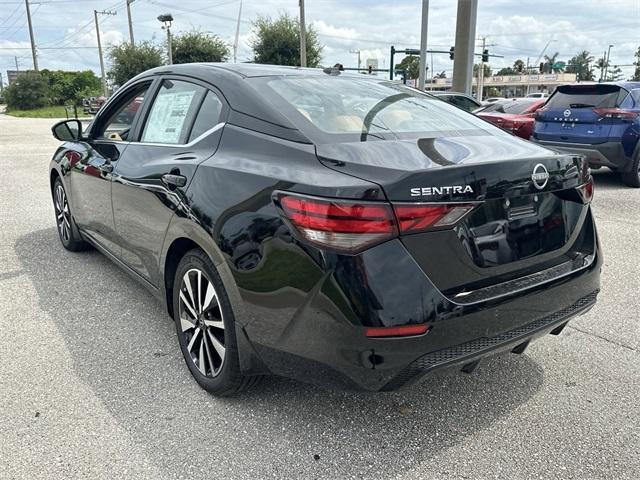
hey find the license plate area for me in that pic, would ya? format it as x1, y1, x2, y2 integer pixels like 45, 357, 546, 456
507, 196, 538, 221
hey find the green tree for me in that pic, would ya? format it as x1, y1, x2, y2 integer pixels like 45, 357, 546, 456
108, 41, 164, 88
252, 14, 322, 67
632, 46, 640, 81
4, 71, 50, 110
435, 71, 447, 79
607, 66, 624, 81
395, 55, 420, 80
543, 52, 564, 73
473, 63, 492, 77
172, 31, 230, 64
496, 66, 516, 76
595, 57, 608, 81
40, 69, 101, 105
513, 58, 525, 73
565, 50, 595, 81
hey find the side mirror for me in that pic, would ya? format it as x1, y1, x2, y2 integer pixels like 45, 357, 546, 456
52, 119, 83, 142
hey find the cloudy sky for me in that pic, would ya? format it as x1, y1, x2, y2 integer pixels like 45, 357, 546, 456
1, 0, 638, 84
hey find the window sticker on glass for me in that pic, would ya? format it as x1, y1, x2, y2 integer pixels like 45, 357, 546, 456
142, 85, 197, 144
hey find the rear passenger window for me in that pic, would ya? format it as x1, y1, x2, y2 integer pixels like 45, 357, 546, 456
141, 80, 204, 144
188, 91, 224, 142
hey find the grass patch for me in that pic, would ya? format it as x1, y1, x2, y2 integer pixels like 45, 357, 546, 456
5, 105, 73, 118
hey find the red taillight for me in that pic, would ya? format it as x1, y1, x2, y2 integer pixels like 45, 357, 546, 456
276, 192, 477, 253
277, 193, 397, 252
577, 177, 594, 204
592, 108, 639, 120
394, 203, 476, 234
365, 323, 430, 338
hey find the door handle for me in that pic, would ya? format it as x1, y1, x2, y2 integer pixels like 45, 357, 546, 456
162, 173, 187, 188
99, 162, 114, 174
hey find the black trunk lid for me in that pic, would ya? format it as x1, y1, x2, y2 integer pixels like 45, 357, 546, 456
317, 134, 593, 295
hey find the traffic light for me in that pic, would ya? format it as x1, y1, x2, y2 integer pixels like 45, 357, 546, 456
517, 63, 523, 73
449, 46, 455, 60
539, 62, 545, 73
482, 49, 489, 62
368, 65, 373, 74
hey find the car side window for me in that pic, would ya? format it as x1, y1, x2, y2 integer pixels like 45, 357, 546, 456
141, 80, 205, 145
458, 97, 478, 112
187, 91, 224, 142
95, 83, 150, 141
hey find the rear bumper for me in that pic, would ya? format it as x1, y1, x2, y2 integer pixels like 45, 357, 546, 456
243, 232, 602, 392
534, 139, 632, 171
382, 290, 597, 390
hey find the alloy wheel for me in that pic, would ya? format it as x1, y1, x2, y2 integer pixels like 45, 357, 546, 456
178, 268, 226, 377
54, 184, 71, 243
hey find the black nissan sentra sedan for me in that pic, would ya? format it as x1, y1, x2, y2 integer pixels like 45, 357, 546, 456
49, 63, 601, 395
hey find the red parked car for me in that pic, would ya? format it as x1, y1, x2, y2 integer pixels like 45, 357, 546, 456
477, 98, 546, 139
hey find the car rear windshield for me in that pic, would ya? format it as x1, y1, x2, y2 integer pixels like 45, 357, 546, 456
545, 84, 627, 109
480, 100, 538, 114
256, 76, 498, 143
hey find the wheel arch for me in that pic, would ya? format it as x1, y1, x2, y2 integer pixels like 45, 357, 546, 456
160, 216, 243, 322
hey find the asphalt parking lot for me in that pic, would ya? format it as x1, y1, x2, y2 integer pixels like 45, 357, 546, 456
0, 113, 638, 480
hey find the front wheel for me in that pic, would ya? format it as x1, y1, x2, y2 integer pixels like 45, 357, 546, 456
52, 177, 87, 251
173, 248, 259, 396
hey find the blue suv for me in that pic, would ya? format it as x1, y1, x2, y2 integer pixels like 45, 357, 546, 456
532, 82, 640, 187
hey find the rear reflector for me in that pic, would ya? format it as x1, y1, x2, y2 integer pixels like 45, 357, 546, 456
577, 177, 594, 204
394, 203, 476, 234
365, 323, 430, 338
276, 192, 477, 253
592, 108, 639, 120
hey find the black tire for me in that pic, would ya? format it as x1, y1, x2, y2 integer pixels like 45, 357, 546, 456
621, 153, 640, 188
52, 177, 88, 251
173, 248, 258, 396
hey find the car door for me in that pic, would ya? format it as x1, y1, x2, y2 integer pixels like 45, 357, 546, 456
69, 80, 153, 256
111, 77, 228, 287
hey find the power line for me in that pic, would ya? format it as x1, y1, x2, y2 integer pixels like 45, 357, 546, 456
0, 3, 21, 27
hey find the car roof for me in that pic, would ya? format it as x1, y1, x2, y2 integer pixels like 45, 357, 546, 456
141, 62, 374, 80
556, 81, 640, 90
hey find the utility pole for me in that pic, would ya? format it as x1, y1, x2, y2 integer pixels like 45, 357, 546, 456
158, 13, 173, 65
604, 44, 613, 81
417, 0, 429, 91
525, 56, 531, 95
350, 49, 361, 70
599, 50, 607, 81
14, 56, 19, 70
25, 0, 38, 71
476, 37, 495, 102
299, 0, 306, 67
477, 37, 485, 101
166, 27, 172, 64
233, 0, 242, 63
126, 0, 135, 44
95, 9, 117, 97
430, 53, 434, 90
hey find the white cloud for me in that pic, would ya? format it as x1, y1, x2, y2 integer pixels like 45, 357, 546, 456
1, 0, 638, 80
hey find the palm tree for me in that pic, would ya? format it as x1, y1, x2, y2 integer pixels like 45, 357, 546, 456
566, 50, 595, 81
543, 52, 564, 73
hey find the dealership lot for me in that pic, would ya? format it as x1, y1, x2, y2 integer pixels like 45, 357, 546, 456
0, 114, 638, 479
